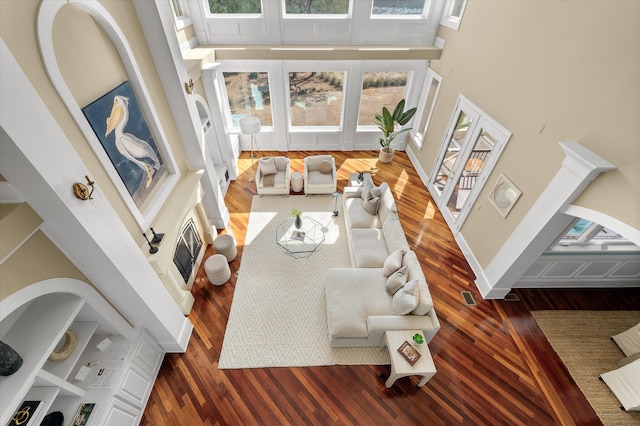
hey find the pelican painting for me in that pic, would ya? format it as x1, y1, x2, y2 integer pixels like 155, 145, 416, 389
83, 81, 165, 208
105, 95, 160, 188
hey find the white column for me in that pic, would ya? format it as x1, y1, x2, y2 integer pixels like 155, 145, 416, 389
478, 142, 616, 299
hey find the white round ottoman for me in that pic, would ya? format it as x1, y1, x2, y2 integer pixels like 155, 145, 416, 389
213, 234, 237, 262
204, 254, 231, 285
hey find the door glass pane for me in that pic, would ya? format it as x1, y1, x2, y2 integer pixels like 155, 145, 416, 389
285, 0, 349, 14
372, 0, 426, 16
358, 71, 408, 126
433, 111, 473, 194
209, 0, 261, 14
223, 72, 272, 128
289, 72, 344, 127
446, 129, 495, 218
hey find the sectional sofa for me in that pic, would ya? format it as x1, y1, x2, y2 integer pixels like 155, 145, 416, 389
325, 177, 440, 347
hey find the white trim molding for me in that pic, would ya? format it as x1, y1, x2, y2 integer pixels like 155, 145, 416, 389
477, 142, 616, 299
36, 0, 180, 231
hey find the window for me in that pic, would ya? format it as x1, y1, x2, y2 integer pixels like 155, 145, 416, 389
288, 71, 344, 127
358, 71, 409, 126
371, 0, 427, 16
440, 0, 467, 30
222, 71, 273, 128
208, 0, 261, 14
284, 0, 349, 15
414, 68, 442, 149
547, 218, 639, 253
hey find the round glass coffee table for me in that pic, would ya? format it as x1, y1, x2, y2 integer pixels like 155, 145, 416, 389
276, 216, 325, 258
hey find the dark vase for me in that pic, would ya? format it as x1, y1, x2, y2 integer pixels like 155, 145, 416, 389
295, 215, 302, 229
0, 340, 23, 376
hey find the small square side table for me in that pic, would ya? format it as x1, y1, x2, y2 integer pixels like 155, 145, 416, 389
379, 330, 436, 388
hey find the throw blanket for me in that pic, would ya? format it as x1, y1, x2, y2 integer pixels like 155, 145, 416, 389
262, 173, 275, 187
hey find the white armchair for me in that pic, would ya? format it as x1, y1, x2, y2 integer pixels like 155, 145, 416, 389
304, 155, 337, 195
256, 156, 290, 195
600, 359, 640, 411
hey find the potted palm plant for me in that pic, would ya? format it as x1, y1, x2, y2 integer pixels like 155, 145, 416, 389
375, 99, 417, 163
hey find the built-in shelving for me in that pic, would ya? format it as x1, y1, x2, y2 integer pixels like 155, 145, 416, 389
0, 280, 164, 426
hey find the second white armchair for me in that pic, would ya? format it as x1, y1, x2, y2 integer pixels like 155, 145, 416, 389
304, 155, 337, 195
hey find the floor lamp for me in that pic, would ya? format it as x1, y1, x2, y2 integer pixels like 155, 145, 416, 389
239, 116, 262, 182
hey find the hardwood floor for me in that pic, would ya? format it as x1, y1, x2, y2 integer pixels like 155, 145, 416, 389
142, 151, 640, 425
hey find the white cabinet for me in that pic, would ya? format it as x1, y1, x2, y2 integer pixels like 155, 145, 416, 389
0, 281, 165, 426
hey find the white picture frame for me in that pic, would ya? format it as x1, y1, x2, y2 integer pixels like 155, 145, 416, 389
488, 174, 522, 218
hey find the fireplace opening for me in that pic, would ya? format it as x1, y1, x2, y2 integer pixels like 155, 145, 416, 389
173, 219, 202, 283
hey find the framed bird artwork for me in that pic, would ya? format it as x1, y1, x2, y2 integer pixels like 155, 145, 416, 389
82, 81, 166, 208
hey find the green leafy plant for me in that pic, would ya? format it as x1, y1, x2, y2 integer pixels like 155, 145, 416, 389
375, 99, 417, 153
290, 208, 302, 217
412, 333, 424, 344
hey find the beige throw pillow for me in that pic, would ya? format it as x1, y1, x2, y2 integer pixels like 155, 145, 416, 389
386, 265, 408, 294
391, 280, 419, 315
382, 249, 405, 277
363, 193, 380, 215
318, 160, 333, 174
258, 157, 278, 175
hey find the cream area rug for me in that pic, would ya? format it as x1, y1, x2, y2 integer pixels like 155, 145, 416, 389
218, 195, 390, 369
533, 310, 640, 425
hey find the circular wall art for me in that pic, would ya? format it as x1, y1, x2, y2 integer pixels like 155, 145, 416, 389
48, 329, 77, 362
488, 174, 522, 218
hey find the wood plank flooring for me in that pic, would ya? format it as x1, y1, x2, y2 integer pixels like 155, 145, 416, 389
141, 151, 640, 425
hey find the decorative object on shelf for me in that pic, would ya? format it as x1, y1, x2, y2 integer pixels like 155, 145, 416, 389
72, 175, 96, 201
332, 191, 340, 217
0, 340, 23, 376
488, 173, 522, 218
72, 402, 96, 426
8, 400, 43, 426
150, 227, 164, 245
239, 115, 262, 182
40, 411, 64, 426
375, 98, 417, 163
184, 78, 194, 95
397, 340, 422, 366
48, 329, 77, 362
143, 232, 159, 254
412, 333, 424, 345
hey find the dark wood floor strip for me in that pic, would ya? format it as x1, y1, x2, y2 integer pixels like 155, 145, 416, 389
142, 151, 640, 425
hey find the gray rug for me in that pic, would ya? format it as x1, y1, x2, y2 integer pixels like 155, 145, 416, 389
218, 195, 390, 369
533, 310, 640, 425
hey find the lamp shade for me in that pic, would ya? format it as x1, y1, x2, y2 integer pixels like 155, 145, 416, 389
239, 116, 261, 135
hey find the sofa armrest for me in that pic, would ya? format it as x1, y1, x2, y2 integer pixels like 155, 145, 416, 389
343, 187, 363, 198
367, 312, 440, 346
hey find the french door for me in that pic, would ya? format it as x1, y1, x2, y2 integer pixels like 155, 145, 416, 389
429, 95, 511, 232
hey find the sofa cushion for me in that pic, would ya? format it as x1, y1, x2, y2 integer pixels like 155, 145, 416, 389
391, 279, 419, 315
382, 249, 405, 277
345, 198, 382, 228
363, 193, 380, 215
382, 213, 410, 254
351, 228, 388, 267
386, 265, 408, 294
377, 183, 398, 224
307, 170, 334, 188
402, 251, 434, 315
258, 157, 278, 175
318, 160, 333, 174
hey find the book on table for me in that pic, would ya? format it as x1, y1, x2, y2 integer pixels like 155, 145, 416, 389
291, 230, 306, 241
397, 340, 421, 366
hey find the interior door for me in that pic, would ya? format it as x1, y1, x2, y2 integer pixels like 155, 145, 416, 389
429, 95, 511, 232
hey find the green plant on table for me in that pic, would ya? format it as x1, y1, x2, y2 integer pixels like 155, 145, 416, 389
412, 333, 424, 344
290, 208, 302, 217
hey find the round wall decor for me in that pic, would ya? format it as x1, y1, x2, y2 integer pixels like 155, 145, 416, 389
48, 329, 77, 362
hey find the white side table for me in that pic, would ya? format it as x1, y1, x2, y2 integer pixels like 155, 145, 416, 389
379, 330, 436, 388
291, 171, 303, 193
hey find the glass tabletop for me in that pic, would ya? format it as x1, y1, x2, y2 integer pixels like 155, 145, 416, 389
276, 216, 325, 258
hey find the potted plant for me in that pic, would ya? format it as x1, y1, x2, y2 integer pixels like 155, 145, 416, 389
375, 99, 417, 163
